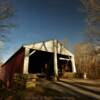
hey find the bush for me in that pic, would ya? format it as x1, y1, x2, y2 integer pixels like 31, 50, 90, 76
0, 80, 6, 89
12, 73, 37, 90
62, 72, 84, 79
62, 72, 76, 78
75, 73, 83, 78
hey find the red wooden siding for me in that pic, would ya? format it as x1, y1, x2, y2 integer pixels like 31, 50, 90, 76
1, 47, 25, 83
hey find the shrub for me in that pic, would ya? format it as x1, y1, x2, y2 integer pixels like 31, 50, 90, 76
0, 80, 6, 89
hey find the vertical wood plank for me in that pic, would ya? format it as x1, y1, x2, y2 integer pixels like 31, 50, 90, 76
23, 48, 30, 74
53, 40, 58, 80
71, 55, 76, 72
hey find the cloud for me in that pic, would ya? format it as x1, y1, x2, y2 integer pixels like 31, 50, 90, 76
0, 41, 4, 49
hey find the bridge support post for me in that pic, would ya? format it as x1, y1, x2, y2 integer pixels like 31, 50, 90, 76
53, 40, 58, 80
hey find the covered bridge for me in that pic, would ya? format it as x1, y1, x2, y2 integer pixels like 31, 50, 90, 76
1, 40, 76, 83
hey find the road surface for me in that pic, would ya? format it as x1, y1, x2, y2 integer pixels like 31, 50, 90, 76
36, 78, 100, 100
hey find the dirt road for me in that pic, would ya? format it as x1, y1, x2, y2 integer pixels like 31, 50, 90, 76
1, 78, 100, 100
36, 79, 100, 100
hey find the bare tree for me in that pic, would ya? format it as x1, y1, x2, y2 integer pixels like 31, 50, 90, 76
80, 0, 100, 46
75, 42, 100, 78
74, 0, 100, 78
0, 0, 14, 63
0, 0, 13, 41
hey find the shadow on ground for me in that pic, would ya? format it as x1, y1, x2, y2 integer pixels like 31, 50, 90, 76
0, 79, 100, 100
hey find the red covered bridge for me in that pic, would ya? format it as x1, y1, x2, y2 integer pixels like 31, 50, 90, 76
0, 40, 76, 84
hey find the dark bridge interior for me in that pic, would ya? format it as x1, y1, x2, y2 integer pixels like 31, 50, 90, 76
29, 49, 54, 77
28, 49, 72, 78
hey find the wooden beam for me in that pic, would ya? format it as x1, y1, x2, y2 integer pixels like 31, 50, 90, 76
23, 48, 30, 74
71, 55, 76, 73
53, 40, 58, 80
43, 41, 48, 52
29, 50, 36, 56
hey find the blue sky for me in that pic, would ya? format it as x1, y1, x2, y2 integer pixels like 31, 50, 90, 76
1, 0, 85, 62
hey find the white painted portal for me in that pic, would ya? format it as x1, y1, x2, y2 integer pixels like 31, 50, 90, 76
23, 40, 76, 76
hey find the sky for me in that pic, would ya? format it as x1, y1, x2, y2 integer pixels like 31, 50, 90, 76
1, 0, 86, 62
